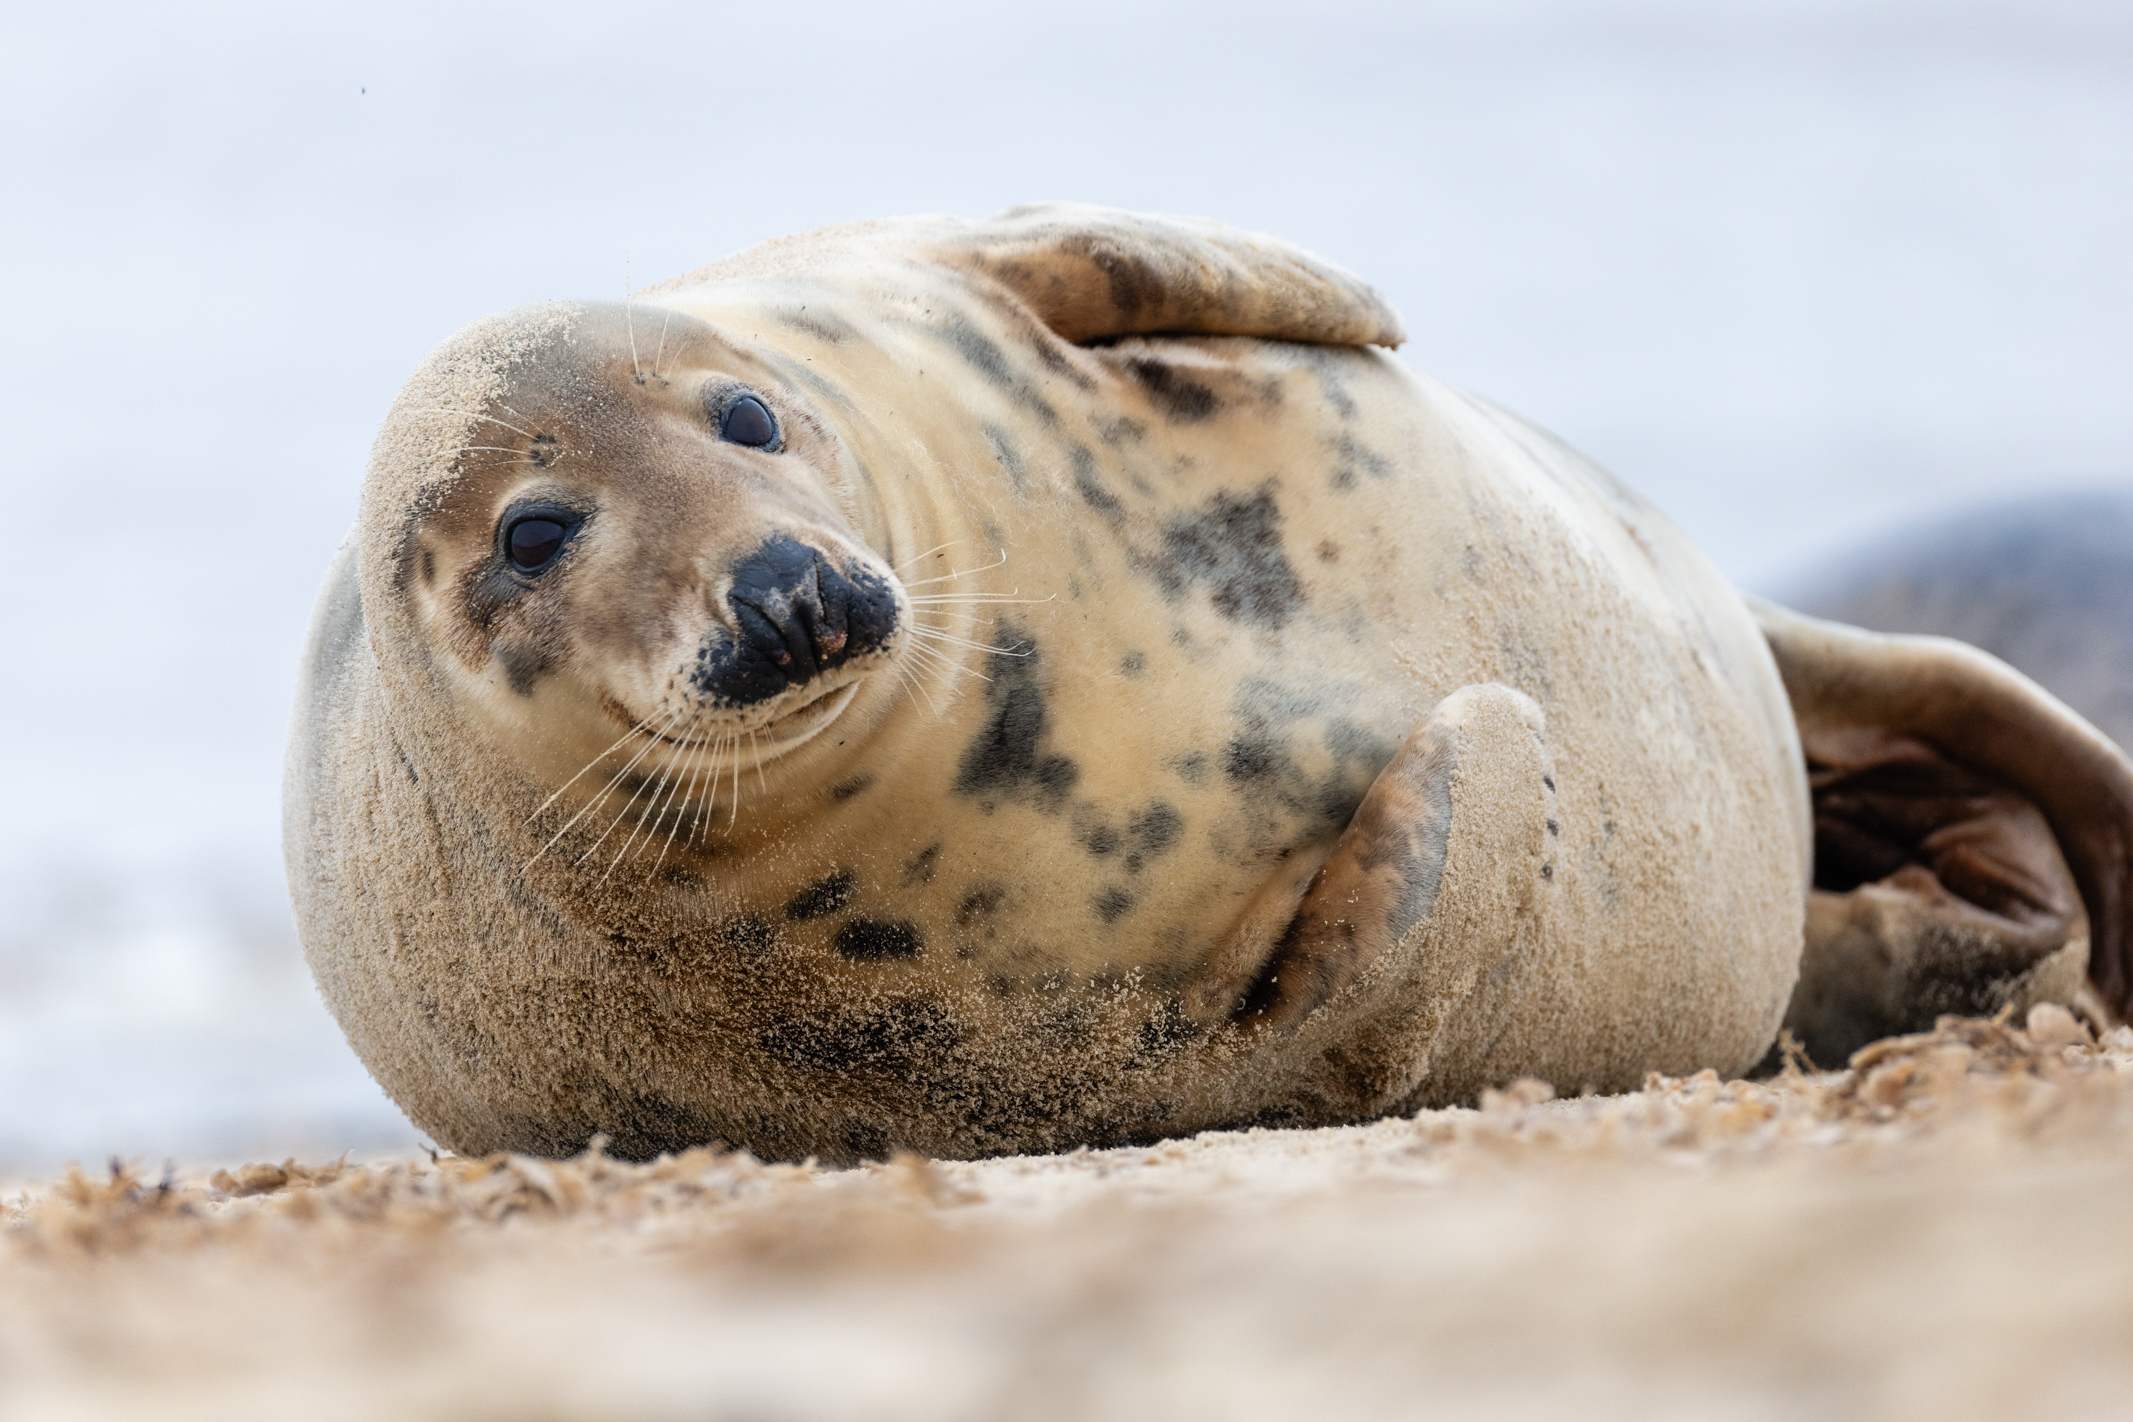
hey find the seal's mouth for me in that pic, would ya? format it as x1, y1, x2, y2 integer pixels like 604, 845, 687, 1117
757, 680, 858, 746
627, 676, 860, 758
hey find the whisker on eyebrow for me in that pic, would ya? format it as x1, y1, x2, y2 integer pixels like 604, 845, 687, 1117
431, 445, 535, 460
901, 552, 1008, 587
625, 254, 641, 377
415, 408, 537, 440
652, 307, 674, 376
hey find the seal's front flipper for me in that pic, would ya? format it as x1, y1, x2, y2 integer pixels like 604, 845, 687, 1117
1230, 683, 1555, 1032
1751, 597, 2133, 1064
926, 203, 1406, 349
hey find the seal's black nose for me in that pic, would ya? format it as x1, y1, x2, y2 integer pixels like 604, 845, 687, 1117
691, 535, 898, 706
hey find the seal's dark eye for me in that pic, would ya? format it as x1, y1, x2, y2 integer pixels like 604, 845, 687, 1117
720, 395, 778, 448
506, 517, 568, 572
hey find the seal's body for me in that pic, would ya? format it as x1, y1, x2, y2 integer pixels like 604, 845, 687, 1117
290, 208, 2133, 1161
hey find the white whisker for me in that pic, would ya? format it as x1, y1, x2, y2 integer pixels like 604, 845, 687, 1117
748, 729, 767, 792
417, 408, 536, 439
431, 445, 532, 459
625, 254, 641, 376
540, 711, 684, 867
907, 625, 1033, 656
893, 539, 966, 573
651, 732, 712, 876
728, 735, 743, 829
905, 591, 1049, 605
598, 761, 675, 883
634, 736, 705, 877
901, 552, 1008, 587
583, 751, 671, 870
652, 307, 673, 376
526, 719, 655, 826
890, 656, 944, 716
523, 713, 681, 869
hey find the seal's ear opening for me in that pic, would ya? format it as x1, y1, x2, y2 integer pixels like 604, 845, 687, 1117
1751, 597, 2133, 1063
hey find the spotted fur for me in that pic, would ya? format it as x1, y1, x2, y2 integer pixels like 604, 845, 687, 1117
287, 205, 2133, 1166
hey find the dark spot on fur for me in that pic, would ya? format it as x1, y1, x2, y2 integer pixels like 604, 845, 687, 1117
1093, 887, 1135, 923
829, 773, 874, 802
1131, 998, 1199, 1063
657, 862, 701, 888
758, 998, 962, 1074
983, 425, 1027, 493
1330, 433, 1392, 491
495, 643, 552, 697
785, 869, 854, 921
835, 919, 924, 961
1173, 751, 1208, 784
1540, 862, 1554, 879
1225, 737, 1283, 784
1127, 356, 1220, 421
938, 312, 1057, 424
954, 625, 1079, 811
843, 1122, 890, 1160
1129, 802, 1183, 857
1326, 719, 1395, 770
1084, 822, 1122, 857
1544, 776, 1556, 792
1121, 650, 1147, 677
716, 913, 779, 963
398, 751, 420, 784
1316, 540, 1340, 564
778, 306, 852, 344
1160, 487, 1304, 629
904, 843, 942, 887
1547, 818, 1560, 836
1070, 445, 1122, 514
597, 1094, 726, 1162
957, 884, 1006, 926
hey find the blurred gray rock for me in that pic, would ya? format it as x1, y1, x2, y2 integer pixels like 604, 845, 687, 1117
1785, 491, 2133, 752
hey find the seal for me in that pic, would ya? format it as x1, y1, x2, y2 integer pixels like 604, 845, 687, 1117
286, 205, 2133, 1161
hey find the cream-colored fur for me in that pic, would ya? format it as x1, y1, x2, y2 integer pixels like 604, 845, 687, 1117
287, 205, 2120, 1164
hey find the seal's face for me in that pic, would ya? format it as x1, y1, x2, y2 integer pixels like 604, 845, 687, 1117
395, 303, 904, 808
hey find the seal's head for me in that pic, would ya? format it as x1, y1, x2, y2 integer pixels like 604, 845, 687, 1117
361, 301, 906, 817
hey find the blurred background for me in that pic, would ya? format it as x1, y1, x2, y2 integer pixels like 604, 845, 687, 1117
2, 0, 2127, 1172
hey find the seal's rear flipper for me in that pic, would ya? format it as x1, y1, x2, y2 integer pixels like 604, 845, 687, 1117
932, 203, 1407, 349
1751, 597, 2133, 1063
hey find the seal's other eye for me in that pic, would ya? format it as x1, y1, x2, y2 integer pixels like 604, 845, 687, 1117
720, 395, 779, 448
506, 516, 569, 573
